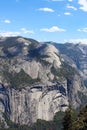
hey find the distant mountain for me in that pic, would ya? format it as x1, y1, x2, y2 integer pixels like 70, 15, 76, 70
0, 37, 87, 128
52, 42, 87, 88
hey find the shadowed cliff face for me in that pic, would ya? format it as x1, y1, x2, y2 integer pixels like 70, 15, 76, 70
0, 37, 86, 126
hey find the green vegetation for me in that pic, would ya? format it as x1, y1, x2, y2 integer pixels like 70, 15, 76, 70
53, 111, 65, 130
54, 43, 83, 69
28, 41, 38, 51
63, 105, 77, 130
51, 62, 77, 81
0, 37, 20, 48
0, 37, 39, 49
0, 119, 5, 129
29, 47, 51, 66
3, 69, 40, 89
78, 91, 87, 107
73, 105, 87, 130
0, 111, 65, 130
0, 36, 39, 58
63, 105, 87, 130
1, 105, 87, 130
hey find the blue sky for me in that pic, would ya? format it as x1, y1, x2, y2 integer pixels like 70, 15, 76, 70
0, 0, 87, 43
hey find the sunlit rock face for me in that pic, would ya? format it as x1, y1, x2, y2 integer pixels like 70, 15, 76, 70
0, 77, 81, 125
53, 42, 87, 88
0, 37, 86, 126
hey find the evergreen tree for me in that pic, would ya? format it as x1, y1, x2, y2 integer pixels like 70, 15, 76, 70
63, 105, 76, 130
73, 105, 87, 130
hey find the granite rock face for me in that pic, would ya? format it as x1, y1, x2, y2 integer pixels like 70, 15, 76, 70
0, 78, 82, 125
53, 42, 87, 87
0, 37, 86, 126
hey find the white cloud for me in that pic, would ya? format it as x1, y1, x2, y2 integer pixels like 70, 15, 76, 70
40, 26, 66, 32
38, 8, 54, 12
21, 28, 34, 34
2, 19, 11, 24
0, 31, 20, 37
0, 28, 34, 37
67, 5, 77, 10
65, 38, 87, 44
77, 28, 87, 32
64, 12, 71, 15
78, 0, 87, 11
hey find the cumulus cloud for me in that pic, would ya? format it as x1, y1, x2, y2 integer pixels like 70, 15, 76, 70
0, 31, 20, 37
38, 7, 54, 12
64, 12, 71, 15
65, 38, 87, 44
40, 26, 66, 32
21, 28, 34, 34
66, 5, 77, 10
0, 27, 34, 37
2, 19, 11, 24
77, 28, 87, 32
78, 0, 87, 11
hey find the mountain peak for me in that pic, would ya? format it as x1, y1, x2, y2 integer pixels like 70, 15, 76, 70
0, 37, 87, 128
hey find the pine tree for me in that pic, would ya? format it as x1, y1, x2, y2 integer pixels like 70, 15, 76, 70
73, 105, 87, 130
63, 105, 76, 130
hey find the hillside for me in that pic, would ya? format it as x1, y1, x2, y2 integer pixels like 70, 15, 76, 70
0, 37, 87, 129
52, 42, 87, 88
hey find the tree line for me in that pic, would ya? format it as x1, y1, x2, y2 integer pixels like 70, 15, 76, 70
0, 105, 87, 130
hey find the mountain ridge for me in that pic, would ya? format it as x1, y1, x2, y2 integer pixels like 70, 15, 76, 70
0, 36, 87, 128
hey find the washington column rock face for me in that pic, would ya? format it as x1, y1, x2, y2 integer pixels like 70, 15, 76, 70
0, 36, 86, 126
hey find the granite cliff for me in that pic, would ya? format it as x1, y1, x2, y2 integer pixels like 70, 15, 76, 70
0, 37, 86, 128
